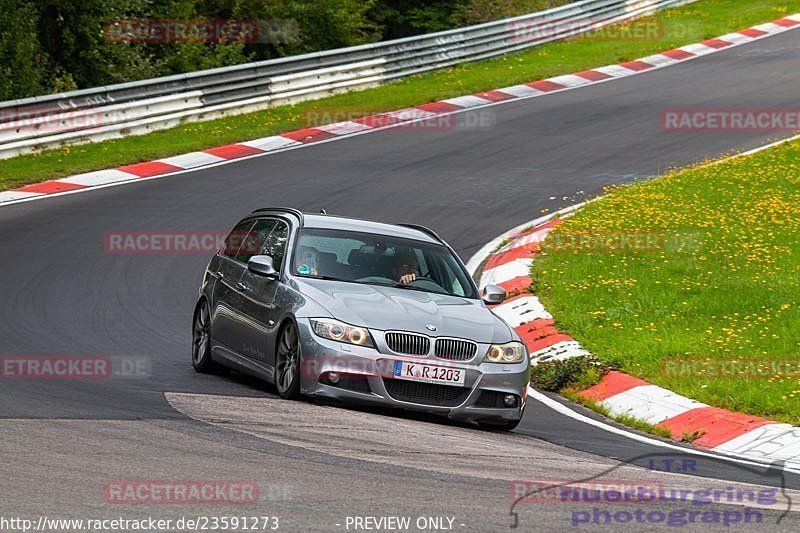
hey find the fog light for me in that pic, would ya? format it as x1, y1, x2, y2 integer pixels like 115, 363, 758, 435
328, 372, 340, 384
503, 394, 517, 407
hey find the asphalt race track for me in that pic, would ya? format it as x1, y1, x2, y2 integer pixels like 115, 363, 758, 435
1, 28, 799, 531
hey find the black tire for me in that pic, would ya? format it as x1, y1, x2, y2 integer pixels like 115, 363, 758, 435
478, 418, 521, 432
191, 299, 223, 373
275, 321, 302, 400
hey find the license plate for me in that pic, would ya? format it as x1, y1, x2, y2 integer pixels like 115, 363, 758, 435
393, 361, 465, 387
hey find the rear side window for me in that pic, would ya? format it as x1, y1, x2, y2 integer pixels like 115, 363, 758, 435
261, 221, 290, 270
237, 219, 277, 264
222, 219, 255, 258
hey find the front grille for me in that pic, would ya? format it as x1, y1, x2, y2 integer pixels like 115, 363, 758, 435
383, 378, 471, 407
435, 338, 478, 361
385, 332, 430, 356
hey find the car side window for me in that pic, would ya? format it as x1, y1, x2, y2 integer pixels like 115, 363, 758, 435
261, 221, 289, 270
222, 219, 256, 258
236, 218, 277, 264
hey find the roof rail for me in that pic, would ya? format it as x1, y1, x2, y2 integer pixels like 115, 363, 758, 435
251, 207, 304, 225
397, 223, 443, 243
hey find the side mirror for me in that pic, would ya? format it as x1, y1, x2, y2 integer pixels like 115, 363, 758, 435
247, 255, 278, 278
481, 284, 507, 305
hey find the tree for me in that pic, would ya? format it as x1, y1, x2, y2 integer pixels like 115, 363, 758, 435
3, 0, 526, 99
231, 0, 378, 59
370, 1, 463, 40
38, 0, 161, 88
451, 0, 570, 26
0, 0, 47, 100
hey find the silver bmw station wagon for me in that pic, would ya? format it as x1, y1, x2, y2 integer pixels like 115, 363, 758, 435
192, 208, 529, 430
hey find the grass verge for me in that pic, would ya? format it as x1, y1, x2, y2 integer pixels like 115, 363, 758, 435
2, 0, 800, 190
530, 354, 671, 439
533, 138, 800, 425
561, 389, 674, 439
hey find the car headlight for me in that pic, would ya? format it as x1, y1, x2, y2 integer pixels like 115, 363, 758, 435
485, 341, 527, 363
310, 318, 374, 348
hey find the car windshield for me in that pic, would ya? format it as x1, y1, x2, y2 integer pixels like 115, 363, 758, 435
291, 228, 477, 299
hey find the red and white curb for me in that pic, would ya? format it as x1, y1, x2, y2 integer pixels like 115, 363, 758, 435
469, 206, 800, 471
2, 14, 799, 206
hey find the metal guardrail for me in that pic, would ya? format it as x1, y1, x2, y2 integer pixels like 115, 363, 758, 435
0, 0, 694, 158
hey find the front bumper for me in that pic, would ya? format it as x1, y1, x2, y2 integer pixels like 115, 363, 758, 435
296, 319, 529, 424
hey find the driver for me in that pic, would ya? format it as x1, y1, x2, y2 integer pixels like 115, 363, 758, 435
391, 251, 419, 285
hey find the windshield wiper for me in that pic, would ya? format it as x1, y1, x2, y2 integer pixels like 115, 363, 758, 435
302, 275, 455, 296
299, 274, 344, 282
387, 282, 444, 294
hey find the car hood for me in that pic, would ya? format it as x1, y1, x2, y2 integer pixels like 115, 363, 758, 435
294, 278, 513, 343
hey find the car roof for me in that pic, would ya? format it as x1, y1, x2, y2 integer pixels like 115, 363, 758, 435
301, 214, 441, 244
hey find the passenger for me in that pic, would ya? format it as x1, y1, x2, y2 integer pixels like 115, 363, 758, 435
296, 247, 319, 276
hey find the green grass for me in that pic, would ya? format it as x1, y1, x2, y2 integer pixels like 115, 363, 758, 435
614, 414, 675, 440
534, 139, 800, 425
2, 0, 799, 190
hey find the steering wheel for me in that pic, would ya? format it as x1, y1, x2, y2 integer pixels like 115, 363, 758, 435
407, 275, 445, 291
409, 275, 436, 283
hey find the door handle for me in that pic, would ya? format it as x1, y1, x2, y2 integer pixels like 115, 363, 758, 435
236, 282, 249, 292
214, 271, 224, 280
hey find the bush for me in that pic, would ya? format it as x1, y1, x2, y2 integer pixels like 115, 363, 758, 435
529, 355, 611, 392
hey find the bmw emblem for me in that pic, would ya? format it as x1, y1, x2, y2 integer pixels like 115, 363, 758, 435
425, 325, 437, 332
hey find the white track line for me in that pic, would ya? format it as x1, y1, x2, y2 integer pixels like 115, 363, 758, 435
526, 386, 800, 474
3, 20, 799, 209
